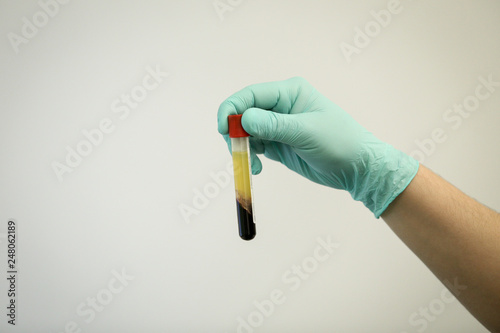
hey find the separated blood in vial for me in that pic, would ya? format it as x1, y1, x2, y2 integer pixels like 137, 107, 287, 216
228, 114, 256, 241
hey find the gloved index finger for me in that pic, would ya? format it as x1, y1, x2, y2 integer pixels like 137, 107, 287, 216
217, 80, 292, 135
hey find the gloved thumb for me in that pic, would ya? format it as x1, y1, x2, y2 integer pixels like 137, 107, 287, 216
241, 108, 305, 146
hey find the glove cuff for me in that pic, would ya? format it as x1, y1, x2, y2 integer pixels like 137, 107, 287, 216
350, 143, 419, 218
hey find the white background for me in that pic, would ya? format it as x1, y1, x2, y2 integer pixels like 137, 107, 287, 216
0, 0, 499, 332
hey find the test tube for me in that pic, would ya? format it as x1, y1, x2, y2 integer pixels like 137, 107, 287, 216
228, 114, 256, 241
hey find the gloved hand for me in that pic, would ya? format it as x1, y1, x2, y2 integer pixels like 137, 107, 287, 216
217, 77, 419, 218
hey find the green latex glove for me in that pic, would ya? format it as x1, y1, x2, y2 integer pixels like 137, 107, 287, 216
217, 77, 419, 218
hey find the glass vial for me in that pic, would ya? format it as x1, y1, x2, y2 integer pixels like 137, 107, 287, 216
228, 114, 256, 241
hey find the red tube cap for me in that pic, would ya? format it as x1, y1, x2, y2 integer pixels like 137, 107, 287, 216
228, 114, 249, 138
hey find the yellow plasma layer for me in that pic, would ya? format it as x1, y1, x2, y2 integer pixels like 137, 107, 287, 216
232, 151, 252, 213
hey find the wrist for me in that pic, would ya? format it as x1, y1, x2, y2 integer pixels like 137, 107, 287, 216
350, 143, 419, 218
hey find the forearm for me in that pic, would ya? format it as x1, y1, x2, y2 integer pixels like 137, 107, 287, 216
382, 165, 500, 332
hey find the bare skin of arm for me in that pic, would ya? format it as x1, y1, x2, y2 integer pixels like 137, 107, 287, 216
382, 165, 500, 332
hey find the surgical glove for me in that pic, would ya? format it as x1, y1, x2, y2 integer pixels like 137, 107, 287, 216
217, 77, 419, 218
